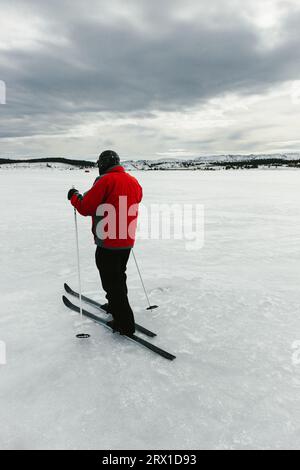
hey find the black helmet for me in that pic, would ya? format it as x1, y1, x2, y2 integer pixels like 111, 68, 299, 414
97, 150, 120, 174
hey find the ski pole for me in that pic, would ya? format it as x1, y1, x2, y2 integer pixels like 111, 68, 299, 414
132, 250, 158, 311
73, 207, 90, 339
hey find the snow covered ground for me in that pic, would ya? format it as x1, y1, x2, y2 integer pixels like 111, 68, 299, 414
0, 168, 300, 450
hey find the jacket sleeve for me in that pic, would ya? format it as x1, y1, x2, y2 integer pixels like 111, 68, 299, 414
70, 177, 108, 216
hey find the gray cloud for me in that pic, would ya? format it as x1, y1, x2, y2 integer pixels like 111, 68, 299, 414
1, 0, 300, 156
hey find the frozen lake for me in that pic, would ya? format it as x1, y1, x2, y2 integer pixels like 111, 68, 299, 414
0, 168, 300, 450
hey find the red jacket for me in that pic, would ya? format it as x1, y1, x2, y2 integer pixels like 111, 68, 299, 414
71, 166, 143, 249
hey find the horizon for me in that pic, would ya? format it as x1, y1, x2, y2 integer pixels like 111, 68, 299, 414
1, 1, 300, 158
1, 150, 300, 164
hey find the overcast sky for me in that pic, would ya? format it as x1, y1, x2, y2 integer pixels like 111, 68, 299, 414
1, 0, 300, 160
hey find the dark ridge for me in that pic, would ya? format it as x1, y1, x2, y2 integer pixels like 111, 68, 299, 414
1, 156, 300, 169
212, 158, 300, 168
0, 157, 95, 167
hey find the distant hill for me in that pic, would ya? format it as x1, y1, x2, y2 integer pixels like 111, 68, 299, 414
0, 157, 94, 167
1, 154, 300, 170
122, 153, 300, 170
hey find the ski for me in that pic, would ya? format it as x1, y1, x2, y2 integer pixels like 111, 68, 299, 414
64, 283, 156, 338
62, 296, 176, 361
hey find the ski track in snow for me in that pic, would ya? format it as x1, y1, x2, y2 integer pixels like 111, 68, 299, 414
0, 168, 300, 449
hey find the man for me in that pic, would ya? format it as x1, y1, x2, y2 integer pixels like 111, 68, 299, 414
67, 150, 143, 337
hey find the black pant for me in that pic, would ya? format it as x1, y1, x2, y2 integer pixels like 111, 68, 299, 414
95, 247, 135, 334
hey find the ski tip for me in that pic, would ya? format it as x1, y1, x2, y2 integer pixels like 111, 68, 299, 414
62, 295, 70, 306
64, 283, 71, 292
146, 305, 159, 311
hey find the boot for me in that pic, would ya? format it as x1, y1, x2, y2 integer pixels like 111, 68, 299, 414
107, 320, 135, 337
101, 303, 111, 314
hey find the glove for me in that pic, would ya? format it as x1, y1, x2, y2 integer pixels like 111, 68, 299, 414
67, 188, 78, 200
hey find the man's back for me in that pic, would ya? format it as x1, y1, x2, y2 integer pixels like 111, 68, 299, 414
70, 165, 143, 249
68, 150, 142, 336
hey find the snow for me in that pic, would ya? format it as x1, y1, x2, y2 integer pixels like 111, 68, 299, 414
0, 162, 83, 170
0, 167, 300, 450
122, 153, 300, 170
2, 151, 300, 172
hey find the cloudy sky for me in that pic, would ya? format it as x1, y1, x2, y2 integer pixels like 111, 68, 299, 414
0, 0, 300, 160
